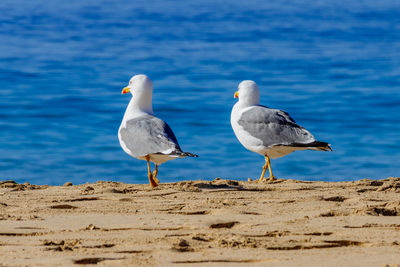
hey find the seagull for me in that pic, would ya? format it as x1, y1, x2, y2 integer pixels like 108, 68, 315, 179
118, 74, 198, 188
231, 80, 332, 182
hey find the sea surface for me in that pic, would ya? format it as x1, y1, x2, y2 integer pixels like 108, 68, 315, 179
1, 0, 399, 185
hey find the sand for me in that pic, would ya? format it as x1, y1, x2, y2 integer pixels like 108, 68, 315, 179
1, 177, 400, 266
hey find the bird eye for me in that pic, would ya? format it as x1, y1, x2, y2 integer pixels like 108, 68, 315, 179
129, 81, 132, 85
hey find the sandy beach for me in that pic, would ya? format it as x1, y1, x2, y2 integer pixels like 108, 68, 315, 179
1, 177, 400, 266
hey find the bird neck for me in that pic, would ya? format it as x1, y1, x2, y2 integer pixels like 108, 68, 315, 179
123, 96, 154, 121
237, 99, 258, 109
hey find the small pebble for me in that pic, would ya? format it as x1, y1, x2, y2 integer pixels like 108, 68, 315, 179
63, 182, 73, 186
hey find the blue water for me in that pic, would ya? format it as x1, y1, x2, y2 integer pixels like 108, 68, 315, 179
1, 0, 399, 185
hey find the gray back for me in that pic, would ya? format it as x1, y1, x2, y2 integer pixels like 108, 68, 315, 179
238, 106, 315, 148
119, 115, 182, 157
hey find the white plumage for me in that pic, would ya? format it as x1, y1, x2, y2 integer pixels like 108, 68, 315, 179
118, 74, 197, 187
231, 80, 331, 181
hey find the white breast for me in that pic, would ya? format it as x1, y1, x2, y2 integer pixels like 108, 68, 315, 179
118, 127, 133, 156
231, 104, 266, 155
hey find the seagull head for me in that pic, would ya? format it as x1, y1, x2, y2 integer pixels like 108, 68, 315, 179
122, 74, 153, 114
234, 80, 260, 106
122, 74, 153, 95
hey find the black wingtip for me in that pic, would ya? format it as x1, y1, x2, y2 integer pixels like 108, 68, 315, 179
289, 141, 332, 151
182, 152, 198, 157
312, 141, 332, 151
323, 144, 333, 151
313, 141, 332, 151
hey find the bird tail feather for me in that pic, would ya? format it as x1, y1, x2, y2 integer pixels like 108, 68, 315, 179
179, 151, 198, 157
290, 141, 332, 151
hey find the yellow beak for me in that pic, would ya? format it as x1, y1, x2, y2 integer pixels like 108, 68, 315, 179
234, 91, 239, 98
121, 86, 130, 94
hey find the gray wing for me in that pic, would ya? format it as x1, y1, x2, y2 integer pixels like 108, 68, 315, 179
119, 115, 183, 158
238, 106, 315, 148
